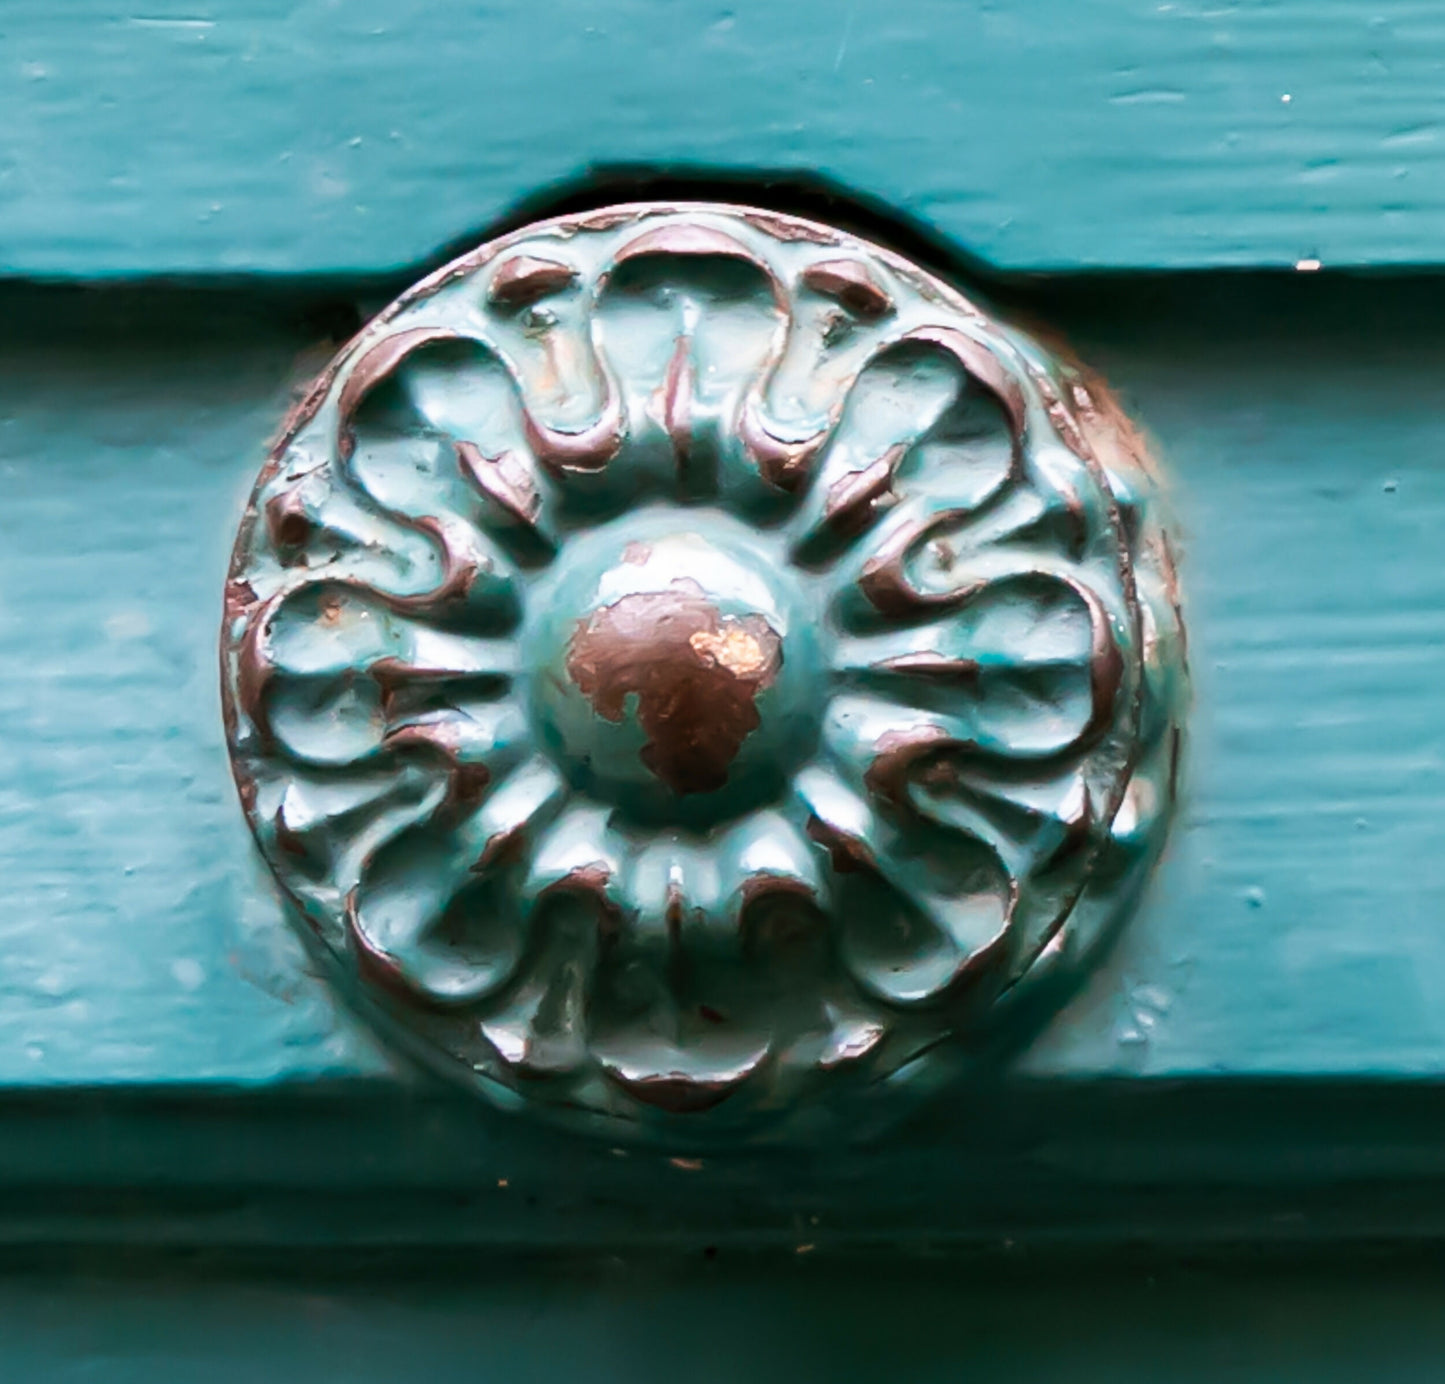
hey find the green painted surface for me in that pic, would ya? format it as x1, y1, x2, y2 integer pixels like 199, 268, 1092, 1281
4, 1259, 1445, 1382
6, 0, 1445, 276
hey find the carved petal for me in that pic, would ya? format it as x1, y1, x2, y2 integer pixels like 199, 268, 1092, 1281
469, 756, 569, 873
789, 344, 1001, 560
247, 582, 516, 765
792, 765, 1014, 1004
718, 810, 826, 923
271, 766, 446, 895
833, 566, 1122, 760
592, 1033, 772, 1114
836, 863, 1014, 1006
383, 701, 531, 816
346, 755, 566, 1007
479, 957, 591, 1079
348, 834, 520, 1010
521, 802, 630, 930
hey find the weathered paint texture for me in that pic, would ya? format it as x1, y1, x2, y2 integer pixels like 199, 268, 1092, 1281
6, 0, 1445, 276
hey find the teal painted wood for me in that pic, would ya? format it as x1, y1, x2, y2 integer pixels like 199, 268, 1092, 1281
3, 273, 1445, 1245
5, 1260, 1445, 1383
6, 0, 1445, 277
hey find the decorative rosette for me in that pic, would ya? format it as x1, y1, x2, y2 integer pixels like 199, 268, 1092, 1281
222, 203, 1186, 1136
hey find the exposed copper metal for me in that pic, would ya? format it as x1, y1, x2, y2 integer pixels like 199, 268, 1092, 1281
818, 443, 907, 540
383, 720, 493, 814
566, 583, 782, 796
488, 254, 577, 308
273, 806, 310, 859
664, 880, 686, 933
346, 899, 415, 1002
573, 205, 650, 232
233, 595, 280, 743
805, 815, 879, 875
738, 872, 818, 908
536, 862, 624, 932
223, 577, 258, 627
474, 823, 528, 872
455, 440, 542, 528
801, 258, 894, 319
741, 209, 840, 244
336, 326, 461, 459
614, 222, 768, 266
737, 395, 828, 493
659, 333, 695, 470
873, 653, 982, 686
264, 488, 314, 553
521, 363, 624, 475
1081, 582, 1126, 750
600, 1049, 768, 1114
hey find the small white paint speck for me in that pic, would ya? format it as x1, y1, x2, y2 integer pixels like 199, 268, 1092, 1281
1133, 984, 1173, 1014
1281, 93, 1292, 103
105, 610, 152, 641
128, 18, 216, 30
171, 958, 206, 991
1295, 258, 1322, 272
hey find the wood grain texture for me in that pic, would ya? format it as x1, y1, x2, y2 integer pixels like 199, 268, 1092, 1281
5, 0, 1445, 276
3, 275, 1445, 1240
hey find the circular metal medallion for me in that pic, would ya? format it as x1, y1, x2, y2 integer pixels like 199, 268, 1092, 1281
222, 203, 1186, 1137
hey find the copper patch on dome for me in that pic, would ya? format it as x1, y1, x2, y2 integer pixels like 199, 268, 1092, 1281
566, 581, 782, 795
